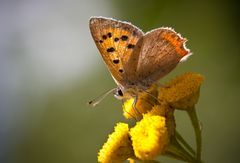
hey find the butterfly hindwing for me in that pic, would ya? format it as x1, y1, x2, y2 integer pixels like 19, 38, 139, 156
136, 28, 190, 86
89, 17, 143, 86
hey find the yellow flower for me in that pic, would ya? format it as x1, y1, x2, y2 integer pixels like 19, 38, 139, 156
147, 104, 176, 137
122, 84, 158, 119
158, 72, 204, 110
146, 103, 168, 117
98, 123, 134, 163
130, 114, 169, 161
97, 73, 204, 162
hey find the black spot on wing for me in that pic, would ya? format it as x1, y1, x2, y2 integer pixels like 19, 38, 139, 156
102, 35, 107, 40
107, 47, 115, 53
127, 44, 135, 49
119, 69, 123, 73
114, 38, 119, 42
113, 59, 120, 64
107, 32, 112, 38
121, 35, 128, 41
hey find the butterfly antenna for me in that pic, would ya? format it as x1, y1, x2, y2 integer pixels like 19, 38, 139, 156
88, 88, 117, 107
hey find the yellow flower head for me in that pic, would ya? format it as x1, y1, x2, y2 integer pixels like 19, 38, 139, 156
147, 104, 176, 137
122, 84, 158, 119
130, 114, 169, 161
158, 72, 204, 110
146, 103, 169, 117
98, 72, 204, 162
98, 123, 134, 163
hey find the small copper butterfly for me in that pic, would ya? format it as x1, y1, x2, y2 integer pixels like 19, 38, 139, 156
89, 16, 191, 106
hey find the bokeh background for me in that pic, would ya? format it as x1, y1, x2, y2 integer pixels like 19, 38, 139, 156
0, 0, 239, 162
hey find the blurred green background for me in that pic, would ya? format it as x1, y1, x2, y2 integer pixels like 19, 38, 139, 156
0, 0, 239, 162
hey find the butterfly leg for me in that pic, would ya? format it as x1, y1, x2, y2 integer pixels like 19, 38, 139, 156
131, 95, 143, 120
141, 89, 161, 105
121, 99, 137, 120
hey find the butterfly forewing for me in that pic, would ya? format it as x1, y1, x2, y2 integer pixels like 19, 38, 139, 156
89, 17, 143, 86
135, 28, 190, 86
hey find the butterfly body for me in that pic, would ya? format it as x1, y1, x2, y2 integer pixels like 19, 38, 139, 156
89, 16, 190, 101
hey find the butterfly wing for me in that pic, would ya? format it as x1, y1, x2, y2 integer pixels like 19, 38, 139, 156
136, 28, 191, 87
89, 17, 144, 87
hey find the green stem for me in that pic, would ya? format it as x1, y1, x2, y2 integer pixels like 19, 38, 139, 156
175, 130, 196, 156
187, 107, 202, 162
164, 151, 188, 162
164, 136, 196, 162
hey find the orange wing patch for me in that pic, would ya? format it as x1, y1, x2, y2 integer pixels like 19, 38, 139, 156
162, 31, 188, 57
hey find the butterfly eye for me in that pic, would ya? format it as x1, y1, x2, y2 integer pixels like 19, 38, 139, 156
117, 89, 123, 96
114, 88, 124, 99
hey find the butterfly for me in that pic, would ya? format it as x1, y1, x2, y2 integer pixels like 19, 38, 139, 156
89, 16, 191, 106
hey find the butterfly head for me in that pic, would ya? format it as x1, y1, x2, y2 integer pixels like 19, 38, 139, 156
114, 87, 124, 100
114, 85, 140, 100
